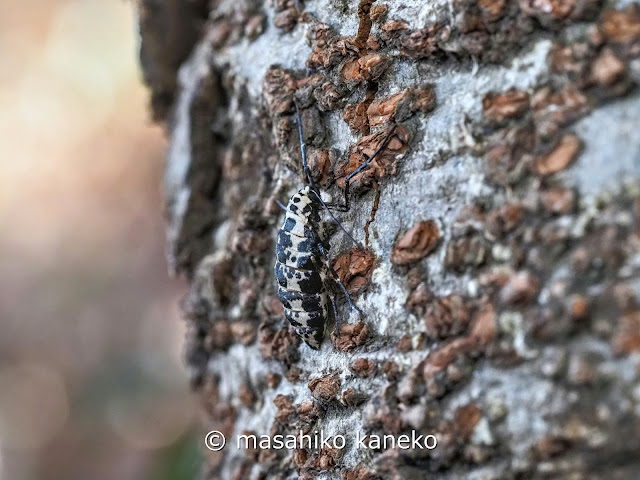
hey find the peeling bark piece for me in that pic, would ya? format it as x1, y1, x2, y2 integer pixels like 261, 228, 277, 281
400, 86, 437, 117
332, 322, 369, 351
349, 358, 377, 378
208, 21, 232, 48
205, 321, 233, 351
422, 337, 473, 380
600, 6, 640, 45
293, 448, 309, 467
333, 248, 376, 294
469, 303, 497, 347
397, 334, 413, 352
263, 67, 297, 114
370, 5, 388, 23
366, 36, 381, 50
400, 24, 444, 58
521, 0, 599, 24
309, 445, 343, 471
308, 374, 341, 401
520, 0, 576, 22
355, 0, 375, 50
382, 19, 408, 32
485, 203, 524, 237
274, 394, 295, 424
541, 187, 576, 214
367, 91, 407, 126
499, 271, 540, 306
239, 384, 256, 408
612, 311, 640, 354
343, 102, 370, 133
445, 234, 489, 272
306, 20, 335, 49
482, 89, 530, 123
259, 325, 301, 363
263, 294, 285, 317
313, 82, 346, 111
266, 373, 281, 388
453, 404, 482, 442
424, 294, 471, 340
245, 14, 266, 40
406, 282, 433, 317
296, 400, 314, 416
568, 294, 588, 319
341, 387, 367, 407
479, 0, 506, 22
230, 321, 257, 346
532, 434, 571, 459
422, 303, 496, 379
341, 53, 390, 83
336, 126, 410, 188
391, 220, 440, 265
306, 148, 334, 187
308, 35, 360, 69
531, 85, 590, 138
274, 7, 299, 32
382, 360, 401, 380
344, 466, 379, 480
533, 134, 581, 176
589, 47, 626, 87
367, 86, 436, 126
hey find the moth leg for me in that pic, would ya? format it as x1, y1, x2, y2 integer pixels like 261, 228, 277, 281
316, 242, 363, 316
327, 126, 398, 212
329, 295, 340, 335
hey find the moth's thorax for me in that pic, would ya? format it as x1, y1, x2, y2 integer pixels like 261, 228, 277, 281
287, 185, 320, 223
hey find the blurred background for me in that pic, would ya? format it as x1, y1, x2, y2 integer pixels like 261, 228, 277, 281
0, 1, 200, 479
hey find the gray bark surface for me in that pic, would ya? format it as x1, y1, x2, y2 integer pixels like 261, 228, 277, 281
138, 0, 640, 478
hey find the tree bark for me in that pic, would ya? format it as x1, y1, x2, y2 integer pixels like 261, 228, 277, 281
138, 0, 640, 479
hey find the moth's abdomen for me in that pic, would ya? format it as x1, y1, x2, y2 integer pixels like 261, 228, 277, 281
277, 287, 325, 313
275, 187, 331, 350
278, 285, 330, 350
274, 260, 329, 349
276, 230, 316, 270
274, 261, 323, 293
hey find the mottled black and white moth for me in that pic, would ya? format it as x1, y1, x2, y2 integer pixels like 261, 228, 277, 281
274, 107, 396, 349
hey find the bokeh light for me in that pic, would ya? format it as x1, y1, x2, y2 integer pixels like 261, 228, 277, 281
0, 1, 198, 479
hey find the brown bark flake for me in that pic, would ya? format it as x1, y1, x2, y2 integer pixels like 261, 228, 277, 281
332, 322, 369, 352
391, 220, 440, 265
308, 374, 341, 402
533, 133, 581, 176
341, 53, 390, 83
482, 89, 530, 123
600, 6, 640, 45
333, 247, 376, 295
355, 0, 375, 51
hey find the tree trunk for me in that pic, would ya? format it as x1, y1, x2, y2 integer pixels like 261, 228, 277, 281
138, 0, 640, 478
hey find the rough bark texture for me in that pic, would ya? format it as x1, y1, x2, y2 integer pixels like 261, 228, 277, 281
139, 0, 640, 479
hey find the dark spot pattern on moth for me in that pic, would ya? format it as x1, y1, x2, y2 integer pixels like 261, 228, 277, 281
278, 287, 326, 313
275, 184, 336, 349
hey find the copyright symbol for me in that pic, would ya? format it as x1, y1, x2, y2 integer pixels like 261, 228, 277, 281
204, 430, 226, 451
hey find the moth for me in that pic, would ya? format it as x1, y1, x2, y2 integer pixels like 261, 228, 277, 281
274, 107, 396, 349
